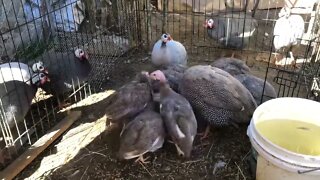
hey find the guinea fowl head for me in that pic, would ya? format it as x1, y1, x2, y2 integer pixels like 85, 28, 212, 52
32, 61, 48, 74
204, 19, 215, 29
136, 71, 150, 83
160, 33, 172, 43
74, 48, 89, 61
150, 70, 167, 83
31, 72, 50, 86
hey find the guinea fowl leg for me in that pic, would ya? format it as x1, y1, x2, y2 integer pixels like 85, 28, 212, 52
135, 155, 150, 164
197, 125, 211, 140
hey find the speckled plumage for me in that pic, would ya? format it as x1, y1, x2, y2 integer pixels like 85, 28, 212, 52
179, 65, 257, 127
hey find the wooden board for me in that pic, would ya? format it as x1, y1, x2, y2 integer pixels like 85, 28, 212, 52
0, 111, 82, 180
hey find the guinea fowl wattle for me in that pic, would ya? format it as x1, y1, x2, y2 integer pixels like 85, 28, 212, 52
36, 48, 92, 108
150, 70, 197, 158
179, 65, 257, 140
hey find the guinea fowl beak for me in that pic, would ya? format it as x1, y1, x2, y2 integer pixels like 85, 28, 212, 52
44, 68, 49, 74
81, 53, 89, 60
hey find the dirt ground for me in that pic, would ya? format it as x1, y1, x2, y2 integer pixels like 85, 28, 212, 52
11, 49, 292, 180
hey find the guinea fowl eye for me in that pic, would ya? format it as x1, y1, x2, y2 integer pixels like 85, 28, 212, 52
164, 34, 167, 38
40, 73, 45, 78
38, 65, 44, 70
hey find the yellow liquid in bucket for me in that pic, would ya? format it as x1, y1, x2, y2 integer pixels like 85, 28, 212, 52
256, 119, 320, 156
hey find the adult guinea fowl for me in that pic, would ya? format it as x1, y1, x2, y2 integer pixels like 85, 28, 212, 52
179, 65, 257, 139
211, 57, 277, 105
204, 13, 257, 57
0, 72, 50, 129
150, 70, 197, 158
118, 102, 165, 164
151, 33, 187, 67
0, 61, 48, 83
36, 48, 92, 108
105, 71, 153, 127
272, 7, 305, 67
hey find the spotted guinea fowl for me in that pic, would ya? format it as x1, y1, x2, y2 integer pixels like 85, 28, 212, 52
105, 71, 153, 126
211, 57, 277, 105
36, 48, 92, 108
0, 72, 50, 129
151, 33, 187, 67
118, 102, 165, 164
204, 13, 257, 57
150, 70, 197, 158
179, 65, 257, 139
0, 61, 47, 83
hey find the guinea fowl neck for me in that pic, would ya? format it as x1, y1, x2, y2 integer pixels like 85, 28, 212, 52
159, 81, 173, 97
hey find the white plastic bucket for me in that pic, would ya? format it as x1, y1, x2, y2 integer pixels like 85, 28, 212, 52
247, 97, 320, 180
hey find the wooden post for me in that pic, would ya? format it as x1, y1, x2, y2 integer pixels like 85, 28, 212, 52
146, 0, 152, 47
0, 111, 82, 180
162, 0, 168, 33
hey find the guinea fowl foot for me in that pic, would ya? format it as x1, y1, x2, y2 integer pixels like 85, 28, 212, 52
135, 155, 150, 164
197, 125, 211, 141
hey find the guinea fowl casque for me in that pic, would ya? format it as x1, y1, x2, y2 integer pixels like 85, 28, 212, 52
179, 65, 257, 139
204, 13, 257, 57
211, 57, 277, 105
36, 48, 92, 108
151, 33, 187, 67
150, 70, 197, 158
105, 71, 153, 127
118, 102, 165, 164
272, 7, 305, 68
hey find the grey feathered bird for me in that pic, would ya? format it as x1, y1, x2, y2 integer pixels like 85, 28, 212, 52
118, 103, 165, 164
150, 70, 197, 158
204, 13, 257, 50
211, 57, 277, 105
151, 33, 187, 67
36, 48, 92, 108
105, 71, 153, 126
161, 64, 187, 93
179, 65, 257, 139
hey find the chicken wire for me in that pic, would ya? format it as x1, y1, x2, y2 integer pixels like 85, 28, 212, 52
136, 0, 320, 102
0, 0, 140, 169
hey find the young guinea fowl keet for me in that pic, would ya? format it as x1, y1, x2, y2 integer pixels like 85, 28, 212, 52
211, 57, 277, 105
118, 102, 165, 164
151, 33, 187, 67
150, 70, 197, 158
204, 13, 257, 57
160, 64, 187, 93
36, 48, 92, 108
0, 72, 50, 129
105, 71, 153, 127
179, 65, 257, 140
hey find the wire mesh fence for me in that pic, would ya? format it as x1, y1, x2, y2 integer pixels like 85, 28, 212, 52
0, 0, 140, 168
1, 0, 320, 173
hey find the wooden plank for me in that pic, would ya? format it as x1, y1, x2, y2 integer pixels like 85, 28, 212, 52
0, 111, 82, 180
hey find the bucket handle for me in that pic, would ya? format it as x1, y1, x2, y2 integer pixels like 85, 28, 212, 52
298, 167, 320, 174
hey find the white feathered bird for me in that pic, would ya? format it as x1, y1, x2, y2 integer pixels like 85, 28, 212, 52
151, 33, 187, 67
273, 7, 305, 67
